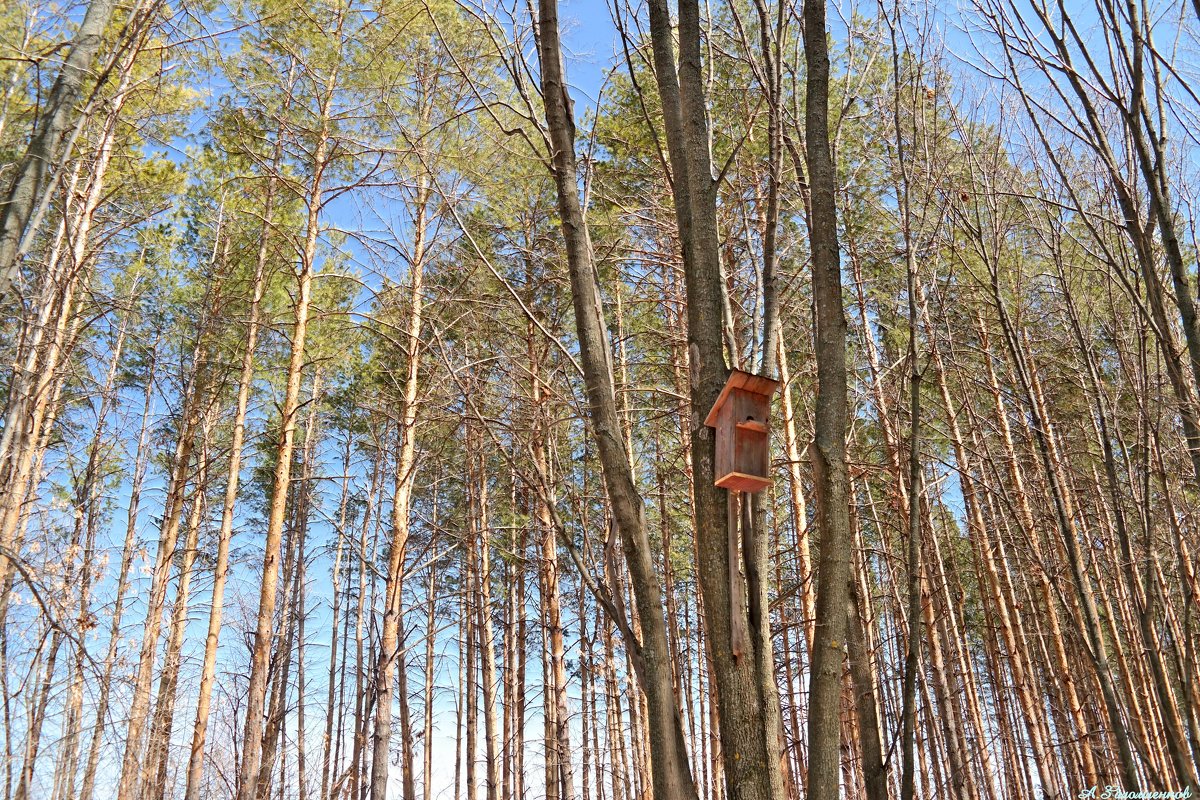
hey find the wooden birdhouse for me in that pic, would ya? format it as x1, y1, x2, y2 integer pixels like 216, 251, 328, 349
704, 369, 780, 493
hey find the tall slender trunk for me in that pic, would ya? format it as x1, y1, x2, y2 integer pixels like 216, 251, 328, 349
891, 23, 923, 796
184, 170, 276, 800
465, 522, 478, 800
49, 308, 129, 800
987, 271, 1140, 787
533, 422, 572, 800
0, 28, 143, 616
928, 329, 1063, 798
423, 566, 437, 800
257, 370, 322, 800
321, 439, 352, 800
116, 319, 215, 800
79, 342, 158, 800
347, 453, 382, 800
801, 0, 852, 794
846, 556, 886, 800
14, 629, 62, 800
0, 158, 93, 586
371, 177, 428, 800
975, 312, 1092, 789
143, 422, 212, 800
472, 440, 503, 800
1056, 246, 1199, 790
236, 72, 333, 800
298, 525, 310, 800
534, 4, 698, 799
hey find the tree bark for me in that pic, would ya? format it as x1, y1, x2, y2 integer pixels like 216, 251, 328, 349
371, 177, 428, 800
642, 0, 786, 795
184, 167, 276, 800
801, 0, 853, 796
0, 0, 118, 300
235, 75, 332, 800
534, 3, 699, 799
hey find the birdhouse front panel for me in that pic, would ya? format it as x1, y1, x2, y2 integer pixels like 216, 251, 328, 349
705, 370, 780, 493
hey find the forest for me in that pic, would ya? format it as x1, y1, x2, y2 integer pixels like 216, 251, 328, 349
1, 0, 1199, 798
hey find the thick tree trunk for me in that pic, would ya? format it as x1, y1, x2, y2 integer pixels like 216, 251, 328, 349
641, 0, 786, 795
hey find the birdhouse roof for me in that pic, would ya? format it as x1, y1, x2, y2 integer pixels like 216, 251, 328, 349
704, 369, 781, 427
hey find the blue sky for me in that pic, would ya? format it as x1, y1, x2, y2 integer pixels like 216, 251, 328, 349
560, 0, 620, 104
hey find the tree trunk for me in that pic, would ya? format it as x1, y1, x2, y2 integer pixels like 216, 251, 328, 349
79, 342, 158, 800
116, 326, 214, 800
473, 442, 503, 800
641, 0, 786, 794
801, 0, 852, 795
184, 167, 276, 800
0, 0, 118, 299
371, 176, 428, 800
48, 306, 129, 800
235, 71, 333, 800
143, 423, 212, 800
988, 274, 1140, 788
534, 4, 699, 799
